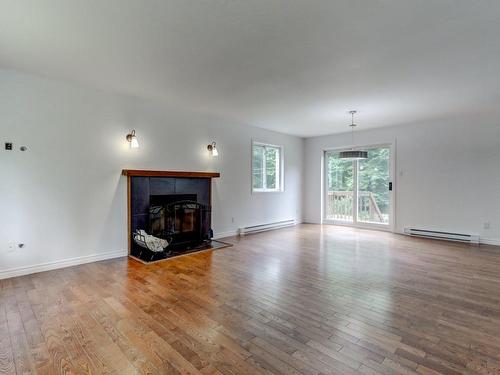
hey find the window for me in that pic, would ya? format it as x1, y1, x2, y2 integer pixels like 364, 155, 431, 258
252, 143, 283, 192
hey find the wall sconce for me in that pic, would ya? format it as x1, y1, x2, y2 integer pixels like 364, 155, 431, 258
126, 130, 139, 149
207, 141, 218, 156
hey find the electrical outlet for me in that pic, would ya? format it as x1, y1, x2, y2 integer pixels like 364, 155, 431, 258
484, 222, 491, 230
231, 217, 235, 223
5, 142, 13, 150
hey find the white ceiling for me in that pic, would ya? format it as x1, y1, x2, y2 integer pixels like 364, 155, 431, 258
1, 0, 499, 137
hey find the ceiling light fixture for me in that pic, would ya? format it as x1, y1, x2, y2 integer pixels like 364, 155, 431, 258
339, 111, 368, 160
126, 130, 139, 149
207, 141, 218, 156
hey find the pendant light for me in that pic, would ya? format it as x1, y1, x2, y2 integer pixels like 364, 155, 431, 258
339, 110, 368, 160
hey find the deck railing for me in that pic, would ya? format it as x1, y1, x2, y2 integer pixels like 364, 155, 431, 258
326, 191, 385, 223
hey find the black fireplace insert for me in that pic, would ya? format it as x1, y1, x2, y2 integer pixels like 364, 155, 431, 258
149, 194, 211, 248
129, 176, 214, 262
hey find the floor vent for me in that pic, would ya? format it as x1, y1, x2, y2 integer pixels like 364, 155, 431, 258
239, 220, 296, 236
404, 227, 480, 244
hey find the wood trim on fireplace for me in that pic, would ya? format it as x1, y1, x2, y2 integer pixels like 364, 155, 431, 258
127, 174, 132, 255
122, 170, 220, 178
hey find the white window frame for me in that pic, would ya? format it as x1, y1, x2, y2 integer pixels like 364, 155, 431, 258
251, 141, 284, 193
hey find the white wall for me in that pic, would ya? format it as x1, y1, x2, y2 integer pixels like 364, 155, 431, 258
0, 69, 304, 277
304, 117, 500, 244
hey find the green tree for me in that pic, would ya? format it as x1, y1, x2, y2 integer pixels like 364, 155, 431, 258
265, 147, 277, 189
327, 148, 390, 219
358, 148, 390, 213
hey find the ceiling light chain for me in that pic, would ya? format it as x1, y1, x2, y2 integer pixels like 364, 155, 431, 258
350, 110, 356, 149
339, 110, 368, 160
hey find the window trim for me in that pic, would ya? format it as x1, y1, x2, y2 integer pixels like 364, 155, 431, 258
251, 141, 284, 193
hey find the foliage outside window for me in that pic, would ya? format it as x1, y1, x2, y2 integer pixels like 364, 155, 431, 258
252, 143, 283, 192
326, 147, 390, 224
357, 148, 390, 217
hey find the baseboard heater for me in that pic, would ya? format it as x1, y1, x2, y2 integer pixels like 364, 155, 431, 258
239, 219, 296, 236
404, 227, 480, 244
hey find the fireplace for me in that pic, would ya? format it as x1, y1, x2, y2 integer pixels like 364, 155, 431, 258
122, 170, 222, 262
149, 194, 211, 247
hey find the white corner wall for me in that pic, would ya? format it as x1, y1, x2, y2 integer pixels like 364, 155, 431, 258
0, 69, 304, 278
304, 117, 500, 245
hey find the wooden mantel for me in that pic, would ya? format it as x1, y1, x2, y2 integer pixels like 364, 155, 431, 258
122, 169, 220, 178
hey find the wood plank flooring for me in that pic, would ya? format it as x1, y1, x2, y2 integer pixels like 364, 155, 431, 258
1, 224, 500, 375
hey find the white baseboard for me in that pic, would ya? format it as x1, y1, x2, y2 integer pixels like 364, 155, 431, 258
0, 249, 127, 280
302, 218, 321, 224
213, 230, 239, 240
480, 238, 500, 247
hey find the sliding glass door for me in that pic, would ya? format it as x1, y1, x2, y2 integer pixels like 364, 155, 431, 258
325, 151, 354, 222
324, 145, 392, 229
357, 147, 391, 225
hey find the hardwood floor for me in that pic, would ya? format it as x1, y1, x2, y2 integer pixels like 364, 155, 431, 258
1, 224, 500, 375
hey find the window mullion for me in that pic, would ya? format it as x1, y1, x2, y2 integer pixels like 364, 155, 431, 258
275, 149, 280, 190
353, 160, 358, 224
262, 147, 267, 190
